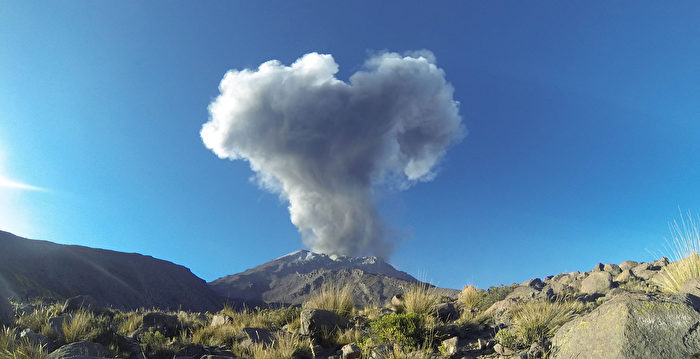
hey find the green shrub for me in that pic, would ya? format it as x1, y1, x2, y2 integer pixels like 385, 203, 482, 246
478, 285, 515, 312
495, 328, 518, 349
303, 283, 355, 317
140, 330, 171, 355
369, 313, 425, 348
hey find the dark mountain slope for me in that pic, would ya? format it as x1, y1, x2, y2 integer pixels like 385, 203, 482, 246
0, 230, 222, 312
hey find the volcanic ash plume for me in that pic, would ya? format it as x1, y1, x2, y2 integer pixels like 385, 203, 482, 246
201, 51, 464, 258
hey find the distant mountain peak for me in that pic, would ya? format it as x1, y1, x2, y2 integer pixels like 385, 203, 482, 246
208, 249, 454, 306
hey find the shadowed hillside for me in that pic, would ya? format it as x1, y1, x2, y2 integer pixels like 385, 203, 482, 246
0, 230, 222, 312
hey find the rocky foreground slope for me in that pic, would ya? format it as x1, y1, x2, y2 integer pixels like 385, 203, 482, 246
0, 231, 222, 312
209, 249, 458, 306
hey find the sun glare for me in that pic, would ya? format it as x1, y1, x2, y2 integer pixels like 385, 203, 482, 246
0, 175, 42, 191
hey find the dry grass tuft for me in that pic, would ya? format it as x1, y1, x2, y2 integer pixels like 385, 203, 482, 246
248, 332, 310, 359
303, 283, 355, 317
0, 326, 48, 359
508, 300, 583, 345
402, 282, 439, 316
654, 212, 700, 292
457, 285, 481, 312
62, 309, 98, 343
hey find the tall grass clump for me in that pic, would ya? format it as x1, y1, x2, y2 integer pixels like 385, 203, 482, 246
499, 300, 583, 347
0, 327, 47, 359
654, 211, 700, 292
402, 282, 439, 316
303, 283, 354, 317
62, 309, 99, 343
248, 332, 310, 359
457, 285, 481, 312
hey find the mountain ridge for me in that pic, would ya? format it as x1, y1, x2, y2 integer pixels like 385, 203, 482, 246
209, 249, 458, 306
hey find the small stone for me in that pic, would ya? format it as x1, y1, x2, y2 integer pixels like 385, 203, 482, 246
441, 337, 459, 356
493, 343, 514, 356
341, 343, 361, 359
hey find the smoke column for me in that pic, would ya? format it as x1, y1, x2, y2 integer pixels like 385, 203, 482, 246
201, 51, 464, 258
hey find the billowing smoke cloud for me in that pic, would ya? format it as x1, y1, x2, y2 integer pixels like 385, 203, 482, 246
201, 51, 464, 258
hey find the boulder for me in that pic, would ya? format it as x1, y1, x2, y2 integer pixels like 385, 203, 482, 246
551, 292, 700, 358
679, 278, 700, 299
592, 263, 604, 272
391, 294, 404, 307
48, 341, 107, 359
651, 257, 670, 268
579, 271, 612, 295
484, 298, 519, 326
20, 329, 54, 351
299, 309, 349, 336
235, 327, 274, 349
341, 343, 362, 359
48, 316, 71, 334
614, 269, 637, 283
436, 302, 459, 321
141, 312, 180, 337
506, 286, 538, 301
521, 278, 544, 290
619, 261, 638, 271
0, 296, 13, 327
603, 263, 622, 276
631, 263, 658, 280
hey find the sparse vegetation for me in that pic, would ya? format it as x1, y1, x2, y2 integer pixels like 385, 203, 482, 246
402, 282, 440, 316
62, 309, 98, 343
248, 332, 310, 359
505, 300, 584, 348
0, 327, 47, 359
303, 283, 355, 317
654, 211, 700, 292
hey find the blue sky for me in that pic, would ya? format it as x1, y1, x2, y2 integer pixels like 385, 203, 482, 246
1, 1, 699, 289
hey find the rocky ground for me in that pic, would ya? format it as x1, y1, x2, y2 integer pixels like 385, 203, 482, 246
3, 256, 700, 359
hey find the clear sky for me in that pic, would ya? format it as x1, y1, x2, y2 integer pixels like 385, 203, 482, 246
1, 1, 699, 290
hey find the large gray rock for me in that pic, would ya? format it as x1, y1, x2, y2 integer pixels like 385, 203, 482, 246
579, 271, 612, 295
619, 261, 638, 271
299, 309, 349, 336
20, 329, 55, 352
551, 292, 700, 359
435, 302, 459, 321
679, 278, 700, 298
603, 263, 622, 276
48, 341, 106, 359
235, 327, 274, 349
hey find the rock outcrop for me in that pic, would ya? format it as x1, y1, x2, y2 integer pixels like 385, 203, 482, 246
552, 292, 700, 359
